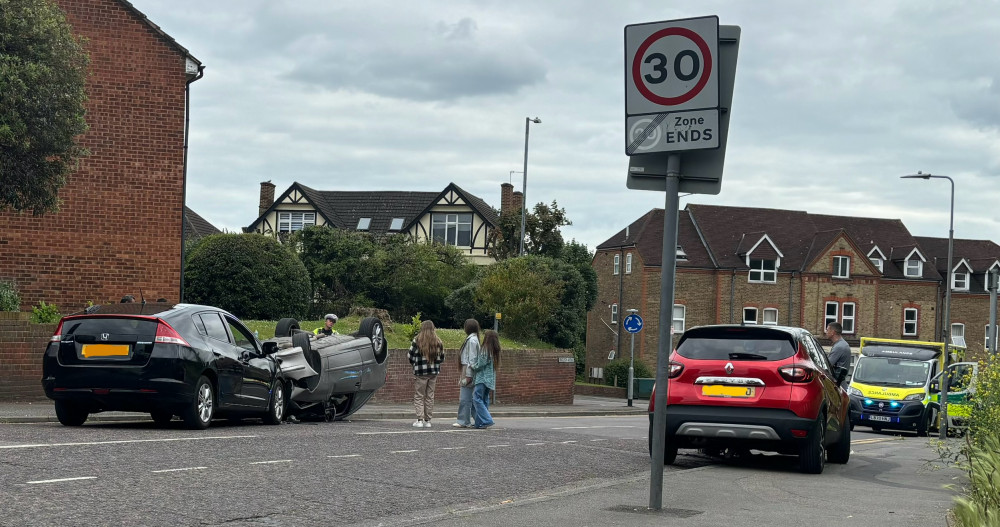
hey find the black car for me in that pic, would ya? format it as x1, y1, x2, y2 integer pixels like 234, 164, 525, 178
42, 303, 287, 429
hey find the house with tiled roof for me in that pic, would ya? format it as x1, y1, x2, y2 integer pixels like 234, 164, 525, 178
245, 181, 514, 265
584, 204, 981, 380
183, 207, 222, 242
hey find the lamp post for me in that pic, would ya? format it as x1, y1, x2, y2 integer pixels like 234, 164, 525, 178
519, 117, 541, 256
901, 171, 954, 439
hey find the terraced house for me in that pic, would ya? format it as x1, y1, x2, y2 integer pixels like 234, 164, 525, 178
586, 204, 1000, 379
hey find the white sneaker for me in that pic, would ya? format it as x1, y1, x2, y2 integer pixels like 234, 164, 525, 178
424, 421, 432, 428
413, 420, 424, 428
452, 422, 464, 428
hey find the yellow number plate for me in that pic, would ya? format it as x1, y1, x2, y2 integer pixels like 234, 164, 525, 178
702, 385, 755, 398
81, 344, 130, 358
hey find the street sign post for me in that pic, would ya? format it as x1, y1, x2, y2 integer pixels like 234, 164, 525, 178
623, 311, 643, 407
625, 17, 740, 511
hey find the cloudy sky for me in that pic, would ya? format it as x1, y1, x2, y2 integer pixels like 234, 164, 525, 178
133, 0, 1000, 252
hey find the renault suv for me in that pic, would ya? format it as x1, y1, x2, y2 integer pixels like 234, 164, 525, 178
648, 325, 851, 474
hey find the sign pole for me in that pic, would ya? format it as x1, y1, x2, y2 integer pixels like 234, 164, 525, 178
649, 155, 680, 510
628, 332, 635, 407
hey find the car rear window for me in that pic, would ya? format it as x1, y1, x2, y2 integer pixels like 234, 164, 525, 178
61, 316, 159, 342
676, 326, 796, 361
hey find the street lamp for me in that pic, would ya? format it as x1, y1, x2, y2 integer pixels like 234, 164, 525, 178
901, 171, 955, 439
519, 117, 541, 256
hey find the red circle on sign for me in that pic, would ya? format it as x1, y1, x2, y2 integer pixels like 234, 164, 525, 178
632, 26, 712, 106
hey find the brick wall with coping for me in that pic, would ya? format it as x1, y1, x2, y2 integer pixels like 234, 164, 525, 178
0, 313, 54, 400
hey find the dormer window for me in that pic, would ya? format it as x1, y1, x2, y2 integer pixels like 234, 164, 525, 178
676, 246, 688, 261
988, 265, 1000, 291
952, 271, 969, 291
833, 256, 850, 279
869, 258, 883, 273
904, 259, 922, 278
357, 217, 372, 230
749, 259, 776, 283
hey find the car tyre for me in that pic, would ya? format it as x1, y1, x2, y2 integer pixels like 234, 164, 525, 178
54, 400, 88, 427
799, 417, 826, 474
263, 379, 285, 425
358, 317, 387, 363
182, 376, 215, 430
828, 421, 851, 464
663, 443, 678, 465
150, 410, 173, 427
275, 318, 300, 338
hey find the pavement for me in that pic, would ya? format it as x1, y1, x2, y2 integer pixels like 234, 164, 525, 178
0, 394, 648, 424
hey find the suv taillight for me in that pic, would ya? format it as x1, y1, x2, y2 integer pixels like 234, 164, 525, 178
155, 321, 191, 347
779, 364, 815, 383
668, 361, 684, 378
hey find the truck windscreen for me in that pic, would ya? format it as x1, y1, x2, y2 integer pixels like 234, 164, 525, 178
852, 356, 931, 387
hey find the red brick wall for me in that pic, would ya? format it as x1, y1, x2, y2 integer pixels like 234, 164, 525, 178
371, 348, 575, 405
0, 314, 55, 400
0, 0, 190, 312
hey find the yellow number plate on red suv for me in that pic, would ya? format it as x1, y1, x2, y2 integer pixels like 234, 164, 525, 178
81, 344, 130, 358
702, 385, 755, 398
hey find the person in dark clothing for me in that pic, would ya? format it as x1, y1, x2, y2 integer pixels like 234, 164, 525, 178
825, 322, 851, 383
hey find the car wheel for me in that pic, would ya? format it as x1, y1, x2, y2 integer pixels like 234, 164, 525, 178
150, 410, 173, 427
263, 379, 285, 425
275, 318, 300, 338
54, 400, 88, 427
799, 417, 826, 474
358, 317, 388, 363
828, 421, 851, 464
182, 376, 215, 430
663, 443, 678, 465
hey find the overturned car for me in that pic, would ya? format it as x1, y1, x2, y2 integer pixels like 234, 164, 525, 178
42, 302, 389, 429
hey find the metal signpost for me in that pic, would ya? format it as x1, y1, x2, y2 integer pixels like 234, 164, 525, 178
623, 310, 643, 407
625, 16, 740, 510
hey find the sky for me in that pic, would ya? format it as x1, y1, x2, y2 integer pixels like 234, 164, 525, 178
132, 0, 1000, 252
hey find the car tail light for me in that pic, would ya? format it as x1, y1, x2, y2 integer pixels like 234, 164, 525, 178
791, 429, 809, 438
779, 364, 815, 383
50, 319, 66, 342
648, 384, 656, 412
155, 321, 191, 347
668, 361, 684, 379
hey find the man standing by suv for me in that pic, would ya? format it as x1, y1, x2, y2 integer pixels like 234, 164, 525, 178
826, 322, 851, 383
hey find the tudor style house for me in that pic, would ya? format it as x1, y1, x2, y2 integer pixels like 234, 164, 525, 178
245, 181, 521, 265
586, 204, 1000, 380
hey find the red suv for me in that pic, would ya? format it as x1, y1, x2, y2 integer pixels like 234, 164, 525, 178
648, 325, 851, 474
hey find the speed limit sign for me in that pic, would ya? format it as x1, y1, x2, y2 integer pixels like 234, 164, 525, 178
625, 16, 719, 154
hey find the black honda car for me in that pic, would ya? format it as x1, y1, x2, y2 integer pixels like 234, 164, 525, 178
41, 302, 286, 429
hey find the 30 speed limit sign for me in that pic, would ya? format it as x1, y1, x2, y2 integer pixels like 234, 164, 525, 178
625, 16, 720, 154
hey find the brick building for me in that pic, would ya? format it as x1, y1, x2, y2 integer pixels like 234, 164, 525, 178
0, 0, 202, 311
586, 204, 999, 378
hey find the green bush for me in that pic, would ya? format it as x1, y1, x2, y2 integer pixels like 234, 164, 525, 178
952, 433, 1000, 527
393, 312, 423, 342
602, 357, 654, 388
0, 281, 20, 311
30, 301, 60, 323
970, 354, 1000, 448
184, 233, 311, 320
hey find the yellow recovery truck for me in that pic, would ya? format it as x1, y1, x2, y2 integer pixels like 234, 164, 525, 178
848, 337, 976, 436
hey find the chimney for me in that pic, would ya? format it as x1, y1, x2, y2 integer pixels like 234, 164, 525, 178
259, 181, 275, 217
501, 183, 514, 215
512, 191, 524, 213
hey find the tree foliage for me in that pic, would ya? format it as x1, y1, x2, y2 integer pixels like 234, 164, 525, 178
184, 233, 311, 320
489, 200, 571, 260
474, 256, 561, 341
0, 0, 89, 214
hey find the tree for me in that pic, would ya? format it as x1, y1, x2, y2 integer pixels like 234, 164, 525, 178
184, 233, 311, 320
475, 257, 561, 341
0, 0, 89, 214
291, 227, 379, 316
489, 200, 572, 260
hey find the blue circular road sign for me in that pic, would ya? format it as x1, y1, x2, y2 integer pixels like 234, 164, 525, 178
623, 313, 643, 334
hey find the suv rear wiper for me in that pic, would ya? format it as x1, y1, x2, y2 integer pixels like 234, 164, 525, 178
728, 352, 768, 360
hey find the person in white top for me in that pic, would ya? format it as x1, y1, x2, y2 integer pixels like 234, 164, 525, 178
453, 318, 481, 428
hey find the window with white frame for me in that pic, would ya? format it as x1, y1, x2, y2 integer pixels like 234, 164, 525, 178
833, 256, 850, 279
672, 304, 686, 333
985, 324, 999, 352
903, 308, 918, 336
611, 304, 618, 324
841, 303, 856, 334
748, 259, 776, 283
905, 259, 922, 277
625, 253, 633, 274
277, 211, 316, 233
951, 323, 965, 341
356, 217, 371, 230
431, 213, 472, 246
870, 257, 884, 273
825, 302, 839, 330
763, 308, 778, 325
743, 307, 758, 325
952, 270, 969, 291
613, 254, 620, 275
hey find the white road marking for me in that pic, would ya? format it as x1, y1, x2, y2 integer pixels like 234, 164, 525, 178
526, 443, 546, 446
439, 447, 466, 450
590, 439, 608, 442
250, 460, 293, 465
550, 426, 636, 430
328, 454, 361, 459
27, 476, 96, 485
356, 430, 465, 435
486, 444, 510, 448
152, 467, 207, 473
0, 435, 256, 450
561, 441, 578, 444
391, 450, 418, 454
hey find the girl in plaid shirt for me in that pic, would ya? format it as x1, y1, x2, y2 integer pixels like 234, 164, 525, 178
408, 320, 444, 428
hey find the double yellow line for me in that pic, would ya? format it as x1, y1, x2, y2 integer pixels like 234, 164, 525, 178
852, 437, 902, 445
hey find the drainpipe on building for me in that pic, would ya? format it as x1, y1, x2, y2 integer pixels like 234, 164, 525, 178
179, 65, 205, 303
729, 268, 736, 323
787, 271, 795, 326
